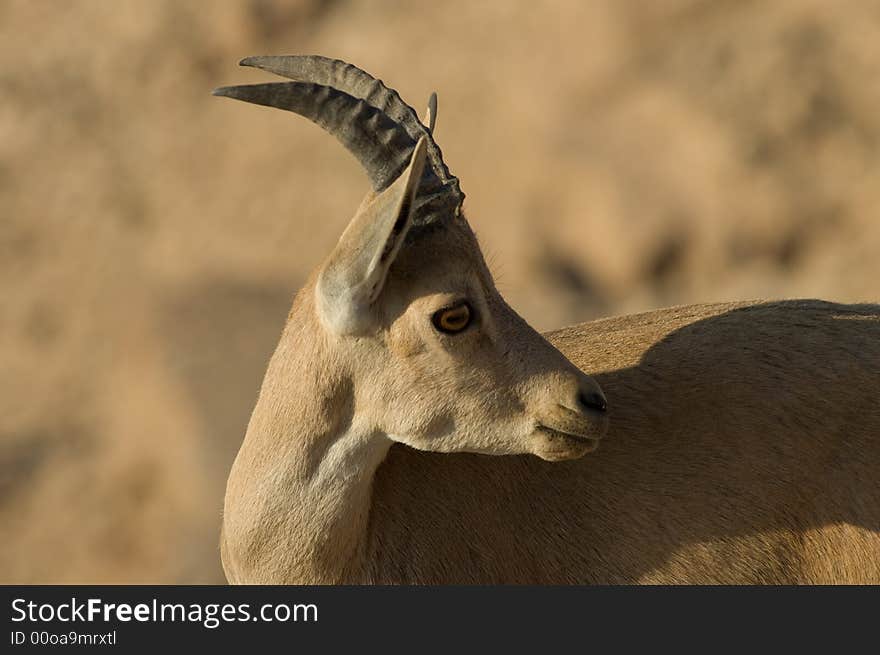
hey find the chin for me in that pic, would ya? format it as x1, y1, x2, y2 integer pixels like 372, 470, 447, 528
532, 433, 600, 462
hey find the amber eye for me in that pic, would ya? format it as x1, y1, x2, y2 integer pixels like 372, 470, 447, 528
432, 302, 473, 334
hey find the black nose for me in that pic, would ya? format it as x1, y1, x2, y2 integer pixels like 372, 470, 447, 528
577, 389, 607, 413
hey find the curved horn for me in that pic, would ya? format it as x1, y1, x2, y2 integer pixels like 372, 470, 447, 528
241, 57, 426, 139
213, 82, 417, 192
238, 55, 464, 220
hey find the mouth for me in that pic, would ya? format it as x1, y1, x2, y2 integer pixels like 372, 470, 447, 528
533, 424, 601, 460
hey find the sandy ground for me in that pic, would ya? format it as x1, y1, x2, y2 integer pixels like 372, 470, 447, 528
1, 0, 878, 582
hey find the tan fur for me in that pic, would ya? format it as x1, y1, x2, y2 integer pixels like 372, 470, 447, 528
222, 193, 880, 583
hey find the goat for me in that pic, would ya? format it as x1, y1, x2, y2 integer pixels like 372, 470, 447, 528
214, 56, 880, 584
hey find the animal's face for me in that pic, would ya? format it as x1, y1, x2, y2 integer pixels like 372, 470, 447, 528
311, 141, 608, 461
214, 59, 607, 461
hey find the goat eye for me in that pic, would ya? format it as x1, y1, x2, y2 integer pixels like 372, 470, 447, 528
432, 303, 473, 334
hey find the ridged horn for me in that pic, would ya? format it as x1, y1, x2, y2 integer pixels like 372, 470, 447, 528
215, 56, 465, 225
237, 55, 464, 221
213, 82, 417, 192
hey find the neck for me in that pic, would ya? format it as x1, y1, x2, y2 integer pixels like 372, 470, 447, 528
222, 310, 391, 584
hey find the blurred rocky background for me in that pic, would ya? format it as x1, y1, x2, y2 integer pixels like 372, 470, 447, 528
1, 0, 877, 582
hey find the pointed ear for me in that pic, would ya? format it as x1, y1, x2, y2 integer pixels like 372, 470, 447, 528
316, 137, 428, 335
